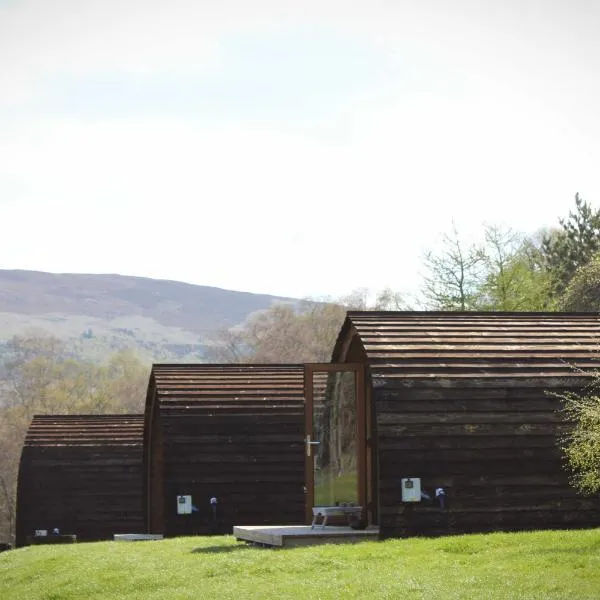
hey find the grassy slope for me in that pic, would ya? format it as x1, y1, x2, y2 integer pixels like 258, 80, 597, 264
1, 529, 600, 600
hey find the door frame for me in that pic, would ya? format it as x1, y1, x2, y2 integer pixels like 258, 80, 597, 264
304, 363, 366, 523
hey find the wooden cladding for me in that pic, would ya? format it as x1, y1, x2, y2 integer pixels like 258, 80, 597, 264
375, 380, 600, 537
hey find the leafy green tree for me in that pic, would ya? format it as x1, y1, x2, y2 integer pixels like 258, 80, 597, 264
479, 226, 556, 311
560, 389, 600, 495
542, 194, 600, 294
423, 221, 563, 312
561, 252, 600, 311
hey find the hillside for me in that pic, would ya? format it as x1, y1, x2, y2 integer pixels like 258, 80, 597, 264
0, 270, 294, 361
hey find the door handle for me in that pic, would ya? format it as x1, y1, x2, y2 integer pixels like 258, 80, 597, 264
305, 434, 321, 457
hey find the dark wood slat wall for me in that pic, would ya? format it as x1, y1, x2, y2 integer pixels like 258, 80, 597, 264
145, 364, 306, 536
332, 311, 600, 538
16, 415, 145, 547
374, 380, 600, 537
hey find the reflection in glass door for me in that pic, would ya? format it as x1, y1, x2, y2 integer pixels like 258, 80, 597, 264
313, 371, 357, 506
305, 364, 365, 521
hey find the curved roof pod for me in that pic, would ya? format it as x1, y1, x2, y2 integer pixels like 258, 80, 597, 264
332, 311, 600, 538
16, 414, 145, 547
144, 364, 306, 536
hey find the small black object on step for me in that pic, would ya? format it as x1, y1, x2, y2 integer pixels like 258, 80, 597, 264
349, 516, 367, 530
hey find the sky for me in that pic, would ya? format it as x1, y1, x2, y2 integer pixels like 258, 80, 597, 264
1, 0, 600, 300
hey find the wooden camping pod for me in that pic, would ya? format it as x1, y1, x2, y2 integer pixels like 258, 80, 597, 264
144, 364, 306, 536
332, 311, 600, 537
16, 414, 144, 547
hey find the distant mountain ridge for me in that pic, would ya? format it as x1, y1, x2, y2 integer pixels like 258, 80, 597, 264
0, 270, 294, 360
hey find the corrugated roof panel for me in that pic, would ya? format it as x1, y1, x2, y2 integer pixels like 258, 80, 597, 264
334, 311, 600, 379
149, 364, 305, 406
24, 414, 145, 447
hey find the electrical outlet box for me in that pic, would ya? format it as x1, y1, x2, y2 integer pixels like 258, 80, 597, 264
177, 495, 192, 514
401, 477, 421, 502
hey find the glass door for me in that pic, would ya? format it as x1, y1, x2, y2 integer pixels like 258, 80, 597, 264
304, 364, 366, 523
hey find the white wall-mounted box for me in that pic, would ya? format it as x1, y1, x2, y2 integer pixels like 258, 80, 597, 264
177, 495, 192, 515
401, 478, 421, 502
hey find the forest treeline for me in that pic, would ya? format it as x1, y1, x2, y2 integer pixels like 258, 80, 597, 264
1, 193, 599, 544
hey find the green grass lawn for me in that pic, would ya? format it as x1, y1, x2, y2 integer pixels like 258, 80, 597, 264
2, 529, 600, 600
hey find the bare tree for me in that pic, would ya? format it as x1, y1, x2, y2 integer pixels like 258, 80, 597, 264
422, 223, 487, 310
207, 288, 410, 364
